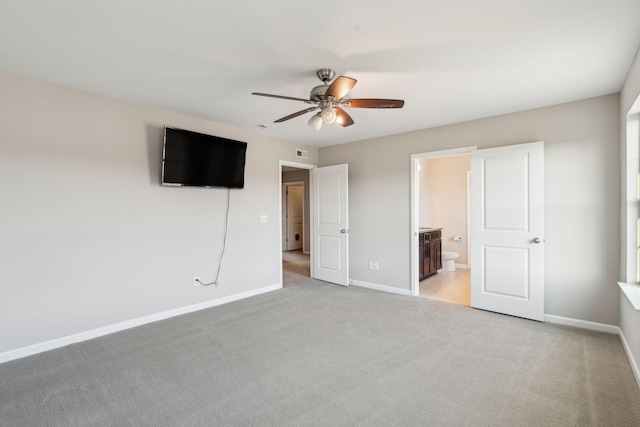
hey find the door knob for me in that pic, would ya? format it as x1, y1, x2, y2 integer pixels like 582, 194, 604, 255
340, 229, 347, 234
531, 237, 541, 244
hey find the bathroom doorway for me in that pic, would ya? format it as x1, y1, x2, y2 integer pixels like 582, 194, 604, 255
411, 147, 475, 305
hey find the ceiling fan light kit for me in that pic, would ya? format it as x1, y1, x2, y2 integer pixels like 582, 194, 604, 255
308, 113, 322, 131
252, 68, 404, 131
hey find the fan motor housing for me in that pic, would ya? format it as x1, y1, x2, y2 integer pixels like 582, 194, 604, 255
309, 85, 328, 101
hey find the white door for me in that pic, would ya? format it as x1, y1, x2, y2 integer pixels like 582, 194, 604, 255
312, 164, 349, 286
470, 141, 544, 321
286, 184, 304, 250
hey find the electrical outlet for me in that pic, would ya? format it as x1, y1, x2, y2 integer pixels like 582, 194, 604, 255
373, 262, 379, 270
194, 276, 200, 287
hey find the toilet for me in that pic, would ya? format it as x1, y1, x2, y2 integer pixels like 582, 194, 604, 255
441, 251, 459, 272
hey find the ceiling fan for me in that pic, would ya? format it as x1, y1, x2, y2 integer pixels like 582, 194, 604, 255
251, 68, 404, 131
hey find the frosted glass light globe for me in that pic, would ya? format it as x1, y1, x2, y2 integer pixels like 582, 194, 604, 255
308, 113, 322, 131
321, 107, 337, 124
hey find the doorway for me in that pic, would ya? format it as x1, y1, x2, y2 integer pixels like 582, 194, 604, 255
279, 161, 350, 288
411, 142, 545, 321
280, 161, 313, 286
411, 147, 476, 301
417, 152, 471, 306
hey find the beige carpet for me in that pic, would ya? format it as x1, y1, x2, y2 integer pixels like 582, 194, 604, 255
1, 261, 639, 426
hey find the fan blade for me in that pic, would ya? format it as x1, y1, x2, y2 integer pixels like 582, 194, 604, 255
335, 107, 354, 127
252, 92, 309, 102
326, 76, 357, 100
343, 98, 404, 108
274, 107, 319, 123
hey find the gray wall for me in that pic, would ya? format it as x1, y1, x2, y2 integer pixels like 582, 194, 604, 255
319, 93, 620, 326
0, 71, 317, 355
620, 47, 640, 380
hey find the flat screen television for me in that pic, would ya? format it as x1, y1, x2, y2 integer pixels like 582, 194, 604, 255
162, 127, 247, 189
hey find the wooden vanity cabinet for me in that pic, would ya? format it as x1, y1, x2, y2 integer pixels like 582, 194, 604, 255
419, 232, 425, 279
419, 229, 442, 280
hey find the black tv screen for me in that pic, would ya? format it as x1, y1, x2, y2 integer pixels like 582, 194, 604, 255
162, 127, 247, 189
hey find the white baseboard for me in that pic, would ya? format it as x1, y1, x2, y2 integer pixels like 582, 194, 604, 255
454, 263, 469, 269
0, 283, 281, 364
619, 328, 640, 389
349, 279, 412, 296
544, 314, 619, 334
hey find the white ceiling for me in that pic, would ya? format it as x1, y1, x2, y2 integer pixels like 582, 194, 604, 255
1, 0, 639, 148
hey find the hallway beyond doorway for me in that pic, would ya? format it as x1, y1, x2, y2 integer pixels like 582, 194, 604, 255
282, 250, 310, 287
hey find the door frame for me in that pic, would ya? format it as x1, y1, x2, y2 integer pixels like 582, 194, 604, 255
279, 161, 315, 287
410, 146, 477, 296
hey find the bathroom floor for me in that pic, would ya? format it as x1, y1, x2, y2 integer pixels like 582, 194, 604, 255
419, 268, 470, 306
